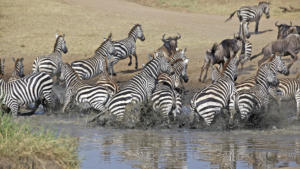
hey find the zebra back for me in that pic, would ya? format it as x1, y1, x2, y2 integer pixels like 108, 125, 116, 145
71, 33, 115, 80
96, 74, 120, 95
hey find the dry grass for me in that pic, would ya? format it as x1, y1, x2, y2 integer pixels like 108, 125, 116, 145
127, 0, 300, 19
0, 114, 79, 169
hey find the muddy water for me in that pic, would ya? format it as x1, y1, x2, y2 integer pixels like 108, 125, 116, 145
27, 115, 300, 169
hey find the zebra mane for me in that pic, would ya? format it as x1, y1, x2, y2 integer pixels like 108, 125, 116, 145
258, 1, 270, 5
0, 58, 4, 78
210, 43, 218, 55
128, 24, 141, 37
95, 33, 112, 54
53, 34, 64, 52
63, 63, 81, 80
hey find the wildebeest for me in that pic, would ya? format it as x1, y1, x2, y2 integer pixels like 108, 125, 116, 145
198, 35, 242, 82
251, 34, 300, 67
148, 33, 181, 60
275, 21, 300, 39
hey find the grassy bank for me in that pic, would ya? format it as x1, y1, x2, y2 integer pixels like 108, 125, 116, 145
127, 0, 300, 20
0, 114, 79, 169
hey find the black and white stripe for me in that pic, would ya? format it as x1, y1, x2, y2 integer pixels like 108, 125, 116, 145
231, 55, 289, 121
59, 63, 113, 113
108, 24, 145, 76
107, 53, 174, 121
269, 78, 300, 119
239, 40, 252, 70
151, 73, 182, 121
71, 33, 116, 80
0, 72, 54, 115
190, 57, 239, 125
32, 34, 68, 77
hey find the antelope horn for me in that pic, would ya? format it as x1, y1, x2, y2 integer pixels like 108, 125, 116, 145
162, 34, 167, 42
275, 21, 279, 27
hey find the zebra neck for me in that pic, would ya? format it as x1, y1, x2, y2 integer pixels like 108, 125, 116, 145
142, 61, 159, 79
128, 33, 137, 42
95, 48, 108, 57
53, 49, 63, 56
65, 73, 78, 87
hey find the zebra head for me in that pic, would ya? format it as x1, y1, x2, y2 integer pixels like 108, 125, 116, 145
0, 58, 5, 78
155, 52, 175, 76
54, 33, 68, 54
12, 57, 25, 78
173, 48, 189, 83
130, 24, 145, 41
103, 33, 117, 56
259, 1, 270, 19
223, 56, 239, 81
271, 54, 289, 76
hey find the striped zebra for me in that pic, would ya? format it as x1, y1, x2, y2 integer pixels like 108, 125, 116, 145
71, 33, 116, 80
151, 73, 182, 121
9, 57, 25, 82
232, 63, 279, 122
230, 55, 289, 122
268, 78, 300, 119
225, 1, 270, 38
32, 33, 68, 79
190, 57, 239, 126
59, 63, 113, 113
0, 72, 54, 115
108, 24, 145, 76
229, 55, 289, 112
150, 49, 189, 121
239, 40, 252, 70
107, 52, 175, 121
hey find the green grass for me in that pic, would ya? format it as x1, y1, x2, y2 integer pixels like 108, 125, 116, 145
0, 114, 80, 169
127, 0, 300, 19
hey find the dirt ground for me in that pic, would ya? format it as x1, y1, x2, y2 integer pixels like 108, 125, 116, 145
0, 0, 300, 90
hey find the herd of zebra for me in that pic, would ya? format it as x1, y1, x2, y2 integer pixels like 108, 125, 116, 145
1, 1, 300, 127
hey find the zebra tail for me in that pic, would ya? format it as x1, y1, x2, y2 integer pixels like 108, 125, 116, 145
250, 51, 263, 61
225, 10, 236, 22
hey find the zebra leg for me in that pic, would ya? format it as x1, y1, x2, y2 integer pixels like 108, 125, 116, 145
62, 90, 73, 113
199, 61, 210, 82
110, 61, 117, 76
8, 102, 19, 116
255, 20, 259, 33
128, 55, 132, 66
295, 92, 300, 120
133, 52, 138, 69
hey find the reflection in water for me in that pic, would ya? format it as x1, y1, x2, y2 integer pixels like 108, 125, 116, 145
79, 129, 300, 169
30, 117, 300, 169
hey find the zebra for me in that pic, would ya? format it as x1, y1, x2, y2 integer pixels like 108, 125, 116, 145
151, 73, 182, 121
71, 33, 116, 80
225, 1, 270, 38
32, 33, 68, 80
229, 54, 289, 113
108, 24, 145, 76
59, 63, 113, 113
0, 72, 54, 115
9, 57, 25, 82
150, 49, 189, 121
232, 62, 280, 122
239, 40, 252, 70
190, 56, 239, 126
107, 52, 176, 121
268, 78, 300, 119
230, 55, 289, 122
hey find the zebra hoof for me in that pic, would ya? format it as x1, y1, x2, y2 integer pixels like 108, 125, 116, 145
113, 73, 117, 76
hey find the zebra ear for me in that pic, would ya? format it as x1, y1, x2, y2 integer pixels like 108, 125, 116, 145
12, 57, 16, 62
108, 33, 112, 40
20, 57, 24, 62
184, 59, 189, 64
56, 33, 59, 39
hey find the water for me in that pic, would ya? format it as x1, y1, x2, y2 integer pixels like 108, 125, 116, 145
30, 116, 300, 169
